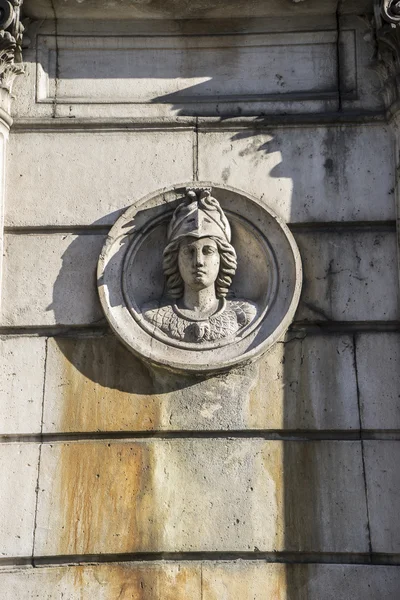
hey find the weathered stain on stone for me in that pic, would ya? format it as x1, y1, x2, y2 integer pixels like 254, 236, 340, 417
53, 336, 161, 433
72, 563, 200, 600
261, 442, 284, 550
247, 349, 282, 430
202, 562, 288, 600
48, 336, 268, 433
66, 563, 201, 600
57, 442, 157, 555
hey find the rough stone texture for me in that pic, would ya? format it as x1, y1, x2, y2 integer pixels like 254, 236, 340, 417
364, 441, 400, 554
356, 333, 400, 430
201, 562, 400, 599
295, 231, 398, 322
0, 123, 9, 310
0, 563, 201, 599
198, 126, 394, 223
34, 440, 368, 556
1, 233, 105, 326
0, 443, 39, 558
0, 336, 46, 434
1, 562, 400, 599
257, 334, 359, 430
42, 334, 359, 433
6, 131, 194, 226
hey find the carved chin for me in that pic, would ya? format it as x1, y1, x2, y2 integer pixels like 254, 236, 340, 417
186, 275, 213, 289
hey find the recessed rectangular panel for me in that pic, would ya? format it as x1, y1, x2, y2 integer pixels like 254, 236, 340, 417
36, 32, 340, 105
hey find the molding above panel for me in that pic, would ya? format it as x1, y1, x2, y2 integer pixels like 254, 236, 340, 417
21, 0, 374, 22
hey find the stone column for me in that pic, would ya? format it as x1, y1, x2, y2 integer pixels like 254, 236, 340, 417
0, 0, 24, 307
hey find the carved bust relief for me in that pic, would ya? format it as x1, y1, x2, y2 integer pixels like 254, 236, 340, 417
98, 183, 302, 373
142, 188, 257, 344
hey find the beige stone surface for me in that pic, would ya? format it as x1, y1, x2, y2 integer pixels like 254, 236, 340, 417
34, 440, 368, 556
257, 334, 359, 430
1, 233, 105, 326
0, 563, 201, 599
364, 441, 400, 554
0, 122, 9, 310
42, 334, 359, 433
0, 336, 46, 434
6, 131, 194, 226
202, 562, 400, 599
295, 231, 399, 322
2, 562, 399, 599
0, 443, 39, 557
198, 125, 394, 223
356, 333, 400, 430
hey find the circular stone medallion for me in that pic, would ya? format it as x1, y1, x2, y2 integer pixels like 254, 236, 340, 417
98, 183, 302, 373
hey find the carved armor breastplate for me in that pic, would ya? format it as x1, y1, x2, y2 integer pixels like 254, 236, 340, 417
143, 299, 257, 343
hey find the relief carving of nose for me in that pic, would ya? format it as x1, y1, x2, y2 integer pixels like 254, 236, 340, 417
195, 249, 204, 266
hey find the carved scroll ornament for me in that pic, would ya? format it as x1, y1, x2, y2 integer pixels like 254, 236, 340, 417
0, 0, 24, 92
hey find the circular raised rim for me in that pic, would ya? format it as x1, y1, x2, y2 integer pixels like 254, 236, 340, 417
98, 182, 303, 374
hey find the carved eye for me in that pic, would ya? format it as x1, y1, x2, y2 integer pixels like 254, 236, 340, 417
203, 246, 216, 255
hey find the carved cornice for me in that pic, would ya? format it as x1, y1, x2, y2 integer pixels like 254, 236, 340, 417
0, 0, 24, 93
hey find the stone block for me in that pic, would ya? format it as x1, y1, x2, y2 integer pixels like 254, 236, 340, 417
356, 333, 400, 430
364, 441, 400, 554
6, 130, 194, 227
0, 336, 46, 434
0, 443, 39, 557
34, 440, 368, 556
1, 234, 105, 326
295, 231, 398, 322
198, 125, 394, 223
254, 334, 359, 430
1, 563, 399, 599
202, 562, 400, 600
0, 563, 201, 599
42, 334, 359, 433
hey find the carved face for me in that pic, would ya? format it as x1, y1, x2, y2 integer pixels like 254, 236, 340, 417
178, 237, 220, 291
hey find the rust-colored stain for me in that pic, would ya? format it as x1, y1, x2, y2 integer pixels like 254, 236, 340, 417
247, 346, 285, 430
53, 336, 161, 432
70, 563, 200, 600
57, 441, 157, 555
261, 442, 284, 551
201, 563, 288, 599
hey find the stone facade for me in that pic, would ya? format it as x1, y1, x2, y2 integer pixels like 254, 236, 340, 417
0, 0, 400, 598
